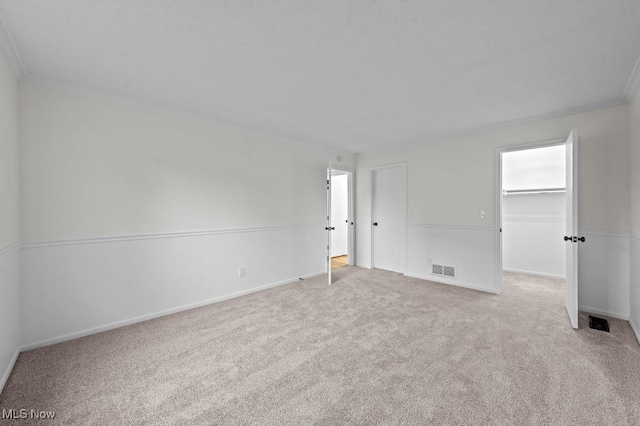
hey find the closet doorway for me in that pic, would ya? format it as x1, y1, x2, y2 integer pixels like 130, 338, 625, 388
497, 132, 582, 329
501, 143, 567, 279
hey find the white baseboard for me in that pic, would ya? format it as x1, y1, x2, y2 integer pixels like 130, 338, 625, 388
629, 317, 640, 345
503, 268, 565, 280
405, 272, 499, 295
579, 305, 629, 321
0, 347, 20, 394
21, 270, 324, 352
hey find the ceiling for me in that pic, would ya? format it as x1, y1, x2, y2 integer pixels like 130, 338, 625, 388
1, 1, 640, 154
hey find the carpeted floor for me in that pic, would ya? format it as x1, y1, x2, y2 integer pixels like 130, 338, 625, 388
1, 268, 639, 425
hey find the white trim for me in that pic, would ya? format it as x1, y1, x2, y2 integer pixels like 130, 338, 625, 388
370, 161, 408, 171
23, 76, 355, 155
579, 229, 631, 238
408, 223, 496, 231
356, 100, 627, 157
579, 305, 629, 321
632, 233, 640, 345
497, 138, 567, 154
0, 347, 20, 394
405, 272, 499, 295
21, 270, 325, 351
503, 268, 565, 280
496, 147, 504, 294
629, 317, 640, 345
622, 50, 640, 102
503, 215, 564, 220
370, 162, 408, 274
21, 224, 324, 249
0, 11, 25, 78
0, 241, 20, 257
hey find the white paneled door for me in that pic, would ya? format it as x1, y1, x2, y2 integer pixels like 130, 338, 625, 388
565, 131, 580, 329
371, 164, 407, 273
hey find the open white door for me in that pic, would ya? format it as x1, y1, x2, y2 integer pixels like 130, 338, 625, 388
565, 131, 579, 329
326, 165, 332, 285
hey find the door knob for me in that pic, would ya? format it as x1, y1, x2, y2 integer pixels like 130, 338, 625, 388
564, 236, 572, 241
577, 236, 586, 242
373, 222, 378, 226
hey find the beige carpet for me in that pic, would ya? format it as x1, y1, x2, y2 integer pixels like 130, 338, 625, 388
1, 268, 639, 425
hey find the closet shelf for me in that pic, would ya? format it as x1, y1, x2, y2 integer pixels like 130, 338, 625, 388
502, 188, 566, 196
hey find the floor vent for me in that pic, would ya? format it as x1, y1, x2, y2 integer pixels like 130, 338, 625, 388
588, 316, 610, 332
432, 264, 456, 279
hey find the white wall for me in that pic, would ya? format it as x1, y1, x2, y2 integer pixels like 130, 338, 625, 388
502, 194, 566, 278
630, 91, 640, 341
356, 105, 631, 317
19, 80, 352, 348
0, 50, 20, 391
502, 145, 566, 278
331, 173, 348, 257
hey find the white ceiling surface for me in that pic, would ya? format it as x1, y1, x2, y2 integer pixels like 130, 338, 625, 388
1, 1, 640, 153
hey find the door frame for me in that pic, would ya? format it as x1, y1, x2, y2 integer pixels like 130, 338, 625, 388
330, 165, 356, 267
370, 162, 408, 274
494, 138, 566, 294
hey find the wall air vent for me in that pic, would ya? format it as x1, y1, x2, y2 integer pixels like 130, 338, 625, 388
443, 266, 456, 278
432, 264, 456, 279
432, 264, 443, 275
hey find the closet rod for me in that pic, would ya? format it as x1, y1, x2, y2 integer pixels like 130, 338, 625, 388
502, 188, 566, 196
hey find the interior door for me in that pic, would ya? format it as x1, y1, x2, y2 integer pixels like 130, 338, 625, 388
372, 164, 407, 273
326, 166, 332, 285
565, 131, 579, 328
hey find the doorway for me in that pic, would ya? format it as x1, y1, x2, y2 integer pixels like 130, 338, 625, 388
326, 166, 355, 284
371, 163, 407, 274
330, 170, 350, 270
501, 144, 567, 278
497, 132, 582, 328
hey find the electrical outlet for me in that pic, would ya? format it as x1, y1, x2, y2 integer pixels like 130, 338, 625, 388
426, 258, 432, 265
239, 267, 245, 278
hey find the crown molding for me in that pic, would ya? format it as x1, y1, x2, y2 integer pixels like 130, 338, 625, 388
22, 75, 357, 156
0, 11, 25, 79
622, 51, 640, 102
355, 98, 628, 157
